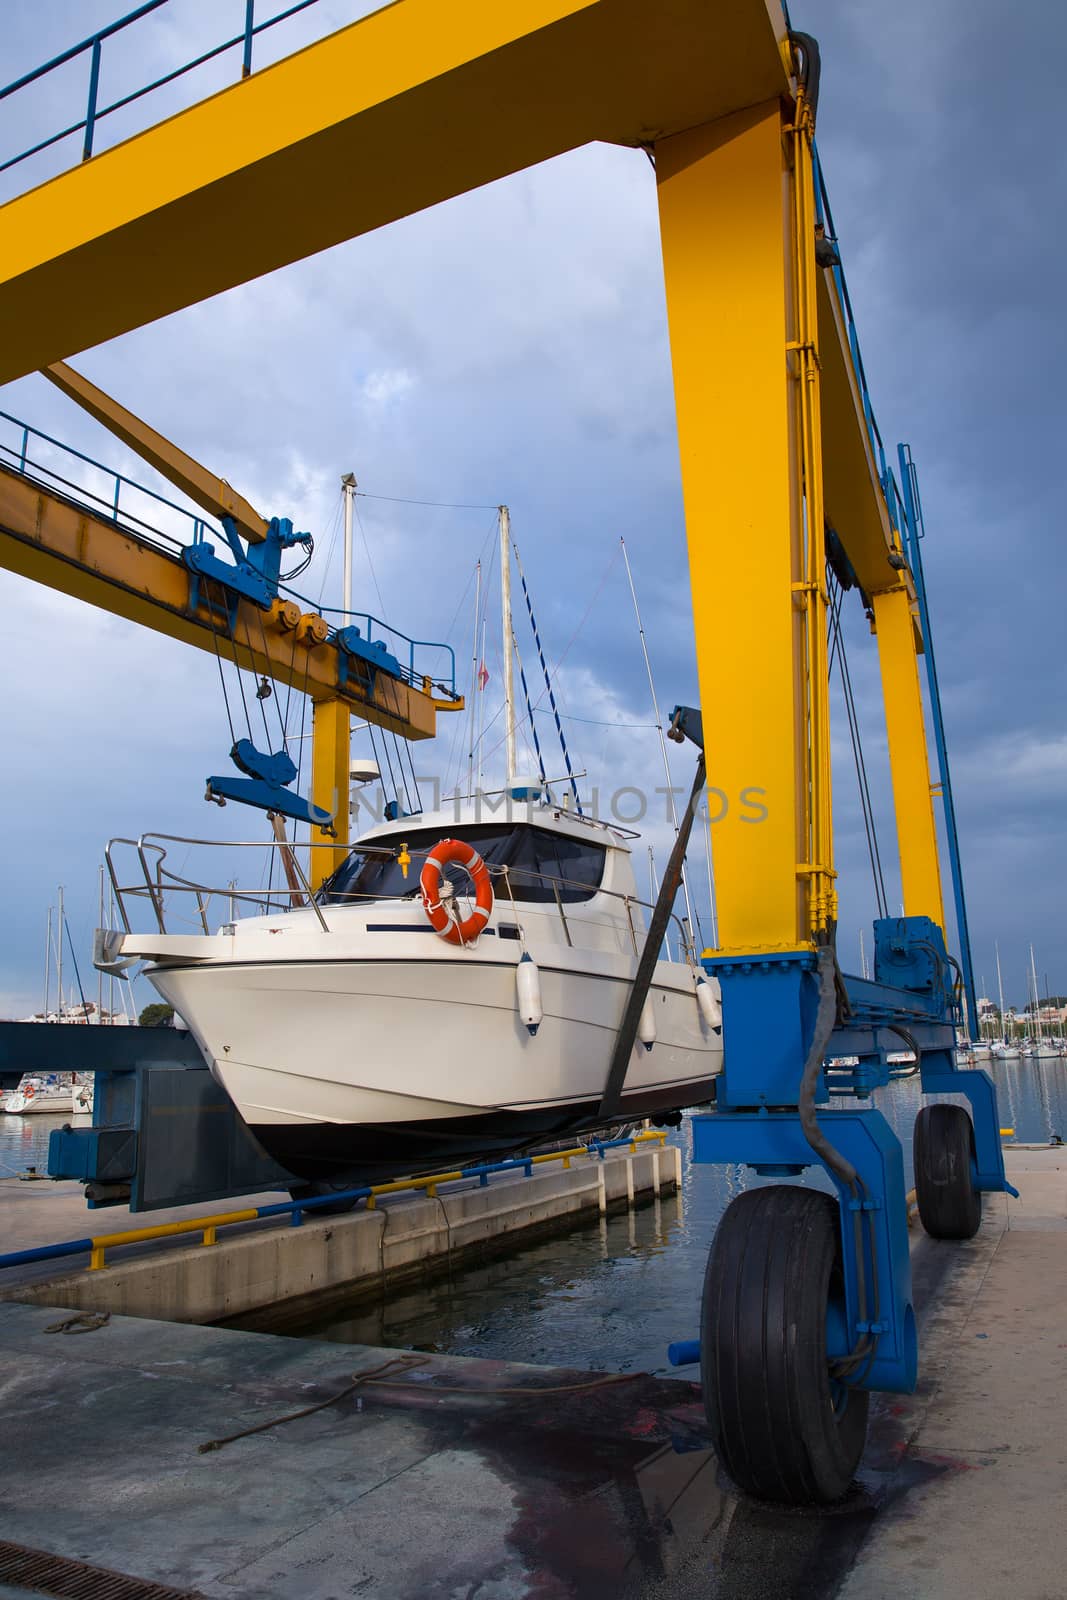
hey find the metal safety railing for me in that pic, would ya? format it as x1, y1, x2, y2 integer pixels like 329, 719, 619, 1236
0, 408, 458, 697
0, 1131, 670, 1275
811, 147, 913, 540
0, 0, 369, 177
103, 832, 701, 963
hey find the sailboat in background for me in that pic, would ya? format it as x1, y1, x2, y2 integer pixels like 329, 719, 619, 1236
991, 942, 1019, 1058
1029, 945, 1061, 1058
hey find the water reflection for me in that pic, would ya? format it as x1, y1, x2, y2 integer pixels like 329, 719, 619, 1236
0, 1111, 66, 1176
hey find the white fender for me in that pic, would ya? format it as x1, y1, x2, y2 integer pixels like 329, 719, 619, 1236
695, 974, 723, 1032
638, 992, 657, 1051
516, 952, 542, 1036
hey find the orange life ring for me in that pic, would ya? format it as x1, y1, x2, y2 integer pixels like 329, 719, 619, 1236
420, 838, 494, 946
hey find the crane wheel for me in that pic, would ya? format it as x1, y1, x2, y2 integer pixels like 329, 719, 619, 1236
913, 1103, 982, 1240
700, 1185, 869, 1504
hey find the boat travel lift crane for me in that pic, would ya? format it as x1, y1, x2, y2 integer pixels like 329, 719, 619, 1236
0, 0, 1015, 1504
0, 358, 464, 885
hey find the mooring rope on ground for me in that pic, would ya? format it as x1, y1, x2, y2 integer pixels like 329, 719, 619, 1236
196, 1356, 644, 1454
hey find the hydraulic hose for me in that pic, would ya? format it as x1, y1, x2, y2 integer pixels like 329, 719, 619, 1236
788, 30, 822, 124
799, 945, 856, 1187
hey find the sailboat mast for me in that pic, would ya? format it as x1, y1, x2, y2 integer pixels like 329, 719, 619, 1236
995, 942, 1006, 1042
43, 905, 52, 1018
97, 865, 105, 1022
341, 472, 357, 620
499, 505, 517, 787
57, 884, 64, 1017
1030, 944, 1043, 1041
466, 559, 481, 798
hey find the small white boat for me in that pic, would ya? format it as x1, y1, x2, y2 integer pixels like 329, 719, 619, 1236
109, 797, 723, 1185
2, 1076, 73, 1115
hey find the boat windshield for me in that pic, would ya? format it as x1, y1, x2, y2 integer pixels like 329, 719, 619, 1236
317, 822, 607, 905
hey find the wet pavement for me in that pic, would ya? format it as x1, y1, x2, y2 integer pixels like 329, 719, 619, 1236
0, 1151, 1063, 1598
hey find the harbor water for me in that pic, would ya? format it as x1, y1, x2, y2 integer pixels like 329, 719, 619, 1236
0, 1110, 66, 1179
229, 1054, 1067, 1371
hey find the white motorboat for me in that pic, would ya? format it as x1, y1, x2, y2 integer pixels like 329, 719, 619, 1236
109, 798, 723, 1184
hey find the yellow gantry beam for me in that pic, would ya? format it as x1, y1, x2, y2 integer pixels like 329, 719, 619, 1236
0, 0, 948, 937
872, 582, 946, 929
656, 102, 809, 954
43, 362, 269, 546
0, 0, 789, 384
0, 462, 447, 744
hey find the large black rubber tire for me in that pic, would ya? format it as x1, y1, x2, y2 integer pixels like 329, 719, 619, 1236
288, 1179, 359, 1216
913, 1103, 982, 1240
701, 1185, 869, 1504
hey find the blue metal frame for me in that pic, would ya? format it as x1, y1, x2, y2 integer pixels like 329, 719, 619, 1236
897, 445, 978, 1032
184, 513, 312, 610
691, 919, 1017, 1396
0, 408, 458, 701
691, 1105, 917, 1394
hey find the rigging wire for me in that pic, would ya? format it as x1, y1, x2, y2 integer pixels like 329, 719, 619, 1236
827, 572, 889, 919
353, 497, 387, 619
399, 735, 423, 814
478, 542, 621, 772
534, 710, 657, 730
514, 630, 549, 787
356, 491, 499, 511
619, 537, 702, 949
511, 539, 582, 814
241, 608, 276, 751
453, 529, 499, 794
315, 495, 344, 610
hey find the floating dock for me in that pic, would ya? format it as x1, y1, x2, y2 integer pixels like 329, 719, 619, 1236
0, 1147, 1063, 1599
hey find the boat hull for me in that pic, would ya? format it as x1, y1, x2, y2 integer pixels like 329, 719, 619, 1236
249, 1082, 715, 1184
146, 954, 721, 1183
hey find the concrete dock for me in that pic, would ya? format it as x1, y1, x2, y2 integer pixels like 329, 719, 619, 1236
0, 1147, 1063, 1598
0, 1144, 680, 1323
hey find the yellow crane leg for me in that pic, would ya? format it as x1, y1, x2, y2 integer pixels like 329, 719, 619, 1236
871, 583, 946, 929
656, 101, 809, 955
310, 698, 351, 888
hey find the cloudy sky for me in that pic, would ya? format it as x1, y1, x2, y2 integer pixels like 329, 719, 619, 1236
0, 0, 1063, 1019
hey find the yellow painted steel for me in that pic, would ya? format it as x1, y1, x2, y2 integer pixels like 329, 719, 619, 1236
0, 462, 454, 742
0, 0, 790, 383
44, 362, 269, 545
787, 85, 837, 939
310, 698, 351, 884
656, 101, 810, 954
871, 581, 946, 928
817, 274, 906, 601
88, 1208, 258, 1269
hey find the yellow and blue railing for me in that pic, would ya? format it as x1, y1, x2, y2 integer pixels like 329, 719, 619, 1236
0, 1131, 670, 1275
